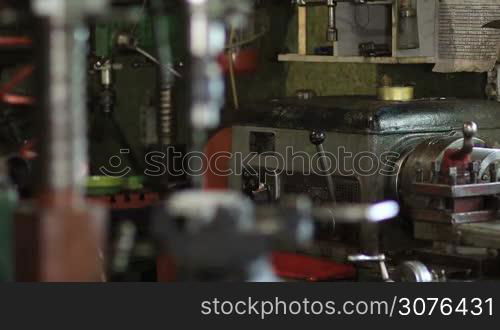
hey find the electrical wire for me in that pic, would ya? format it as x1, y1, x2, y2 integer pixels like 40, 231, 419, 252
134, 46, 182, 77
224, 29, 267, 50
0, 64, 33, 95
135, 45, 160, 65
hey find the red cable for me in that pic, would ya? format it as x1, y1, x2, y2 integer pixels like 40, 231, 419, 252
0, 64, 35, 105
2, 93, 34, 105
0, 64, 34, 94
0, 36, 32, 47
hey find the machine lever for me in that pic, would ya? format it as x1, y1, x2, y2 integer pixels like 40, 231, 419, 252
452, 121, 477, 160
310, 130, 336, 205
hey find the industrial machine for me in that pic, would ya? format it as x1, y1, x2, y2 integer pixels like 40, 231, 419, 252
231, 96, 500, 280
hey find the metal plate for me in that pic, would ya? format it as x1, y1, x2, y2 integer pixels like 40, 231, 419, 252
413, 182, 500, 198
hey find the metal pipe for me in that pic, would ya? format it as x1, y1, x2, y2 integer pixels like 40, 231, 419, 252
38, 17, 88, 199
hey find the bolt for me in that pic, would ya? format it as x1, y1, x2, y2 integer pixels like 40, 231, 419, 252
469, 161, 480, 183
449, 167, 458, 185
489, 163, 498, 182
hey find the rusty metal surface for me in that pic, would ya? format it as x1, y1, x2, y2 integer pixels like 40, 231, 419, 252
232, 97, 500, 134
451, 197, 484, 213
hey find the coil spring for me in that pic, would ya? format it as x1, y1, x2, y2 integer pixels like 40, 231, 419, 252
159, 86, 174, 145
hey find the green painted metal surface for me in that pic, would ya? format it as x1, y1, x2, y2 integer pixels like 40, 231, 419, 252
91, 10, 187, 171
95, 18, 156, 58
0, 186, 18, 282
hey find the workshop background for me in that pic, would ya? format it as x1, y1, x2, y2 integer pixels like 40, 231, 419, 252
2, 0, 500, 282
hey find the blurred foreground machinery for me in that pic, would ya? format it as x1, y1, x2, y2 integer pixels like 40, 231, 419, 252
12, 0, 110, 282
153, 190, 401, 281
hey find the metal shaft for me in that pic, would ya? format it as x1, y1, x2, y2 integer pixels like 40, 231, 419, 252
316, 144, 337, 205
39, 18, 88, 199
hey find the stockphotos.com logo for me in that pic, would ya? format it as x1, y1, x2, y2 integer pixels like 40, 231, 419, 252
99, 146, 400, 178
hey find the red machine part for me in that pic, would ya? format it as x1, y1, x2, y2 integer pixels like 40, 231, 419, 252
217, 49, 259, 75
439, 122, 477, 183
440, 148, 471, 177
0, 36, 32, 47
203, 127, 232, 190
157, 252, 357, 282
272, 252, 356, 282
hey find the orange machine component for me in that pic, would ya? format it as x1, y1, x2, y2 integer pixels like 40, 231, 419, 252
203, 127, 232, 191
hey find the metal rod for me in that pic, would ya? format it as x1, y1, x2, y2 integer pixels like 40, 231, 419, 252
39, 18, 88, 199
326, 0, 337, 42
317, 143, 337, 204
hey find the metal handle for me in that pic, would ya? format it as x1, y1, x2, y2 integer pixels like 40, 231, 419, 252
450, 121, 477, 160
310, 130, 337, 205
462, 121, 477, 154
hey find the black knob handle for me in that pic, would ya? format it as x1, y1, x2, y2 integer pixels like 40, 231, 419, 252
455, 121, 477, 158
463, 121, 478, 139
310, 130, 326, 146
